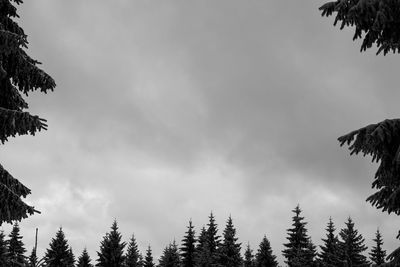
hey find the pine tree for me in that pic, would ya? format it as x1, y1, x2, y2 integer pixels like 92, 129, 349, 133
0, 231, 8, 266
77, 248, 93, 267
143, 246, 154, 267
158, 241, 180, 267
244, 243, 254, 267
339, 217, 369, 267
0, 0, 56, 224
96, 220, 126, 267
318, 217, 342, 267
369, 229, 386, 266
206, 212, 221, 265
125, 234, 141, 267
218, 215, 242, 267
282, 205, 316, 267
255, 235, 278, 267
194, 226, 211, 267
7, 222, 26, 267
180, 219, 196, 267
44, 228, 75, 267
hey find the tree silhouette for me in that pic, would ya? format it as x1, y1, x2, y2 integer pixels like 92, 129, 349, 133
0, 0, 56, 224
96, 220, 126, 267
44, 228, 75, 267
143, 246, 154, 267
125, 234, 141, 267
243, 243, 255, 267
7, 222, 26, 267
218, 216, 242, 267
255, 235, 278, 267
318, 217, 342, 267
369, 229, 386, 266
180, 219, 196, 267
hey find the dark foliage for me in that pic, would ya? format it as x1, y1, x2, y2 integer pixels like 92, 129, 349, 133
339, 217, 369, 266
319, 0, 400, 55
244, 243, 255, 267
125, 234, 141, 267
180, 220, 196, 267
369, 229, 386, 266
0, 0, 55, 223
218, 216, 242, 267
255, 236, 278, 267
44, 228, 75, 267
96, 220, 126, 267
143, 246, 154, 267
158, 241, 180, 267
318, 217, 343, 267
7, 222, 26, 267
77, 248, 93, 267
0, 231, 8, 266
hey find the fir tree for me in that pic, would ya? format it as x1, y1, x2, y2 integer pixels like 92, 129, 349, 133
0, 231, 8, 266
7, 222, 26, 267
318, 217, 342, 267
339, 217, 369, 267
77, 248, 93, 267
180, 219, 196, 267
143, 246, 154, 267
255, 235, 278, 267
44, 228, 75, 267
194, 226, 211, 267
125, 234, 141, 267
369, 229, 386, 266
0, 0, 56, 224
244, 243, 254, 267
96, 220, 126, 267
159, 241, 180, 267
282, 205, 316, 267
206, 212, 221, 265
218, 215, 242, 267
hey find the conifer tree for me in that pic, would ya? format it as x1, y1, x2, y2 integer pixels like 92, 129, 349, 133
44, 228, 75, 267
218, 215, 242, 267
143, 246, 154, 267
318, 217, 342, 267
0, 231, 8, 266
206, 212, 221, 265
244, 243, 254, 267
0, 0, 56, 224
7, 222, 26, 267
194, 226, 211, 267
369, 229, 386, 266
96, 220, 126, 267
125, 234, 141, 267
255, 235, 278, 267
339, 217, 369, 267
180, 219, 196, 267
158, 241, 180, 267
282, 205, 316, 267
77, 248, 93, 267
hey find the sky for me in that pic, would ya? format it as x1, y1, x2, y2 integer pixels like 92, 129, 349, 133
2, 0, 400, 265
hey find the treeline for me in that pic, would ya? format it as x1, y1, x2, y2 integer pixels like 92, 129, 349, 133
0, 205, 389, 267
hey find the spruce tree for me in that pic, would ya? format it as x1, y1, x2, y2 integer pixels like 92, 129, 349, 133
143, 246, 154, 267
339, 217, 369, 267
218, 215, 242, 267
158, 241, 180, 267
194, 226, 211, 267
96, 220, 126, 267
7, 222, 26, 267
369, 229, 386, 266
44, 228, 75, 267
0, 0, 56, 224
206, 212, 221, 265
125, 234, 141, 267
255, 235, 278, 267
0, 231, 8, 266
180, 219, 196, 267
244, 243, 254, 267
318, 217, 342, 267
77, 248, 93, 267
282, 205, 316, 267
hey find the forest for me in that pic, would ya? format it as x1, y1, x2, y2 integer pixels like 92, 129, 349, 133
0, 205, 387, 267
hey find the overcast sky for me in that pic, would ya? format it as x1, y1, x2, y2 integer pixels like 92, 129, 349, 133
2, 0, 400, 265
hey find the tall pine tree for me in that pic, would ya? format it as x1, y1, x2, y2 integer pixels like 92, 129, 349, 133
143, 246, 154, 267
77, 248, 93, 267
282, 205, 316, 267
0, 0, 56, 224
180, 219, 196, 267
218, 215, 242, 267
369, 229, 386, 266
0, 231, 8, 266
206, 212, 221, 266
194, 226, 211, 267
158, 241, 180, 267
7, 222, 26, 267
255, 235, 278, 267
125, 234, 141, 267
44, 228, 75, 267
96, 220, 126, 267
318, 217, 342, 267
339, 217, 369, 267
244, 243, 254, 267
